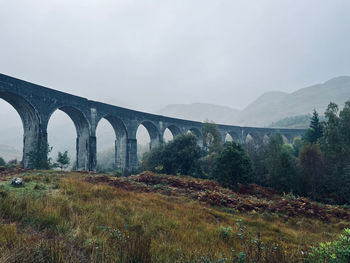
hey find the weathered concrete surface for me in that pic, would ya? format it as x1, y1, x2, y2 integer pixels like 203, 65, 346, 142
0, 73, 306, 171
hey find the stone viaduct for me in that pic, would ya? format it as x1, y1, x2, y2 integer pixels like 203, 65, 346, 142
0, 73, 306, 171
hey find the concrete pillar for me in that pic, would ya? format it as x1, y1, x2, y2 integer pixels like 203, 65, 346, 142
76, 135, 90, 170
22, 126, 48, 169
127, 138, 138, 170
116, 137, 127, 171
89, 136, 97, 171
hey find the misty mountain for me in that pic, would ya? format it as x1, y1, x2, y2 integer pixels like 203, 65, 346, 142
238, 76, 350, 126
158, 76, 350, 127
157, 103, 240, 124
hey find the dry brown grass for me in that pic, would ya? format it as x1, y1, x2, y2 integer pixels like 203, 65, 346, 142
0, 170, 349, 262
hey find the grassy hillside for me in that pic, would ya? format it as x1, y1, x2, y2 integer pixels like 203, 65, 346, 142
0, 169, 349, 262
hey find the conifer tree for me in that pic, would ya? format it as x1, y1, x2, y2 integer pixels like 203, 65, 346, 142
321, 102, 341, 158
339, 101, 350, 152
304, 109, 323, 144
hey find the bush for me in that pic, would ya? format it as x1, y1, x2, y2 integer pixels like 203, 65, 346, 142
213, 142, 254, 187
141, 133, 202, 176
26, 143, 53, 169
266, 133, 299, 193
308, 228, 350, 263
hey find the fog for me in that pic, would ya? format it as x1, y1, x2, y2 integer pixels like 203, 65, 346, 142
1, 0, 350, 161
0, 0, 349, 112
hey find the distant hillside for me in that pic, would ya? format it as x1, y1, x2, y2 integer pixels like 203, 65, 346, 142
268, 114, 327, 129
158, 76, 350, 127
239, 76, 350, 127
268, 115, 312, 129
157, 103, 239, 124
234, 91, 288, 125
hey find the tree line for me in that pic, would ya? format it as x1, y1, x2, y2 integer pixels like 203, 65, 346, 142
141, 101, 350, 205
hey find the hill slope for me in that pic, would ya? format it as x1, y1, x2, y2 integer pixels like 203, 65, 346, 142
239, 76, 350, 126
158, 76, 350, 127
0, 169, 349, 262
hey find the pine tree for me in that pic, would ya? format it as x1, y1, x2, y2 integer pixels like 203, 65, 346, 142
339, 101, 350, 152
213, 142, 254, 186
321, 102, 341, 158
304, 110, 323, 144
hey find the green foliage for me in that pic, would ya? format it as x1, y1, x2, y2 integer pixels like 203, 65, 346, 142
145, 100, 350, 205
308, 228, 350, 263
55, 151, 70, 170
213, 142, 254, 187
299, 144, 323, 199
292, 137, 304, 157
339, 101, 350, 153
202, 121, 223, 155
321, 102, 342, 158
200, 121, 223, 177
0, 157, 5, 166
304, 110, 324, 144
316, 101, 350, 204
219, 226, 233, 239
218, 220, 287, 263
266, 132, 298, 193
200, 153, 219, 179
142, 133, 202, 176
244, 138, 269, 186
26, 143, 53, 170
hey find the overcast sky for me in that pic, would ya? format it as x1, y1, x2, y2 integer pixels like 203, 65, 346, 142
0, 0, 350, 112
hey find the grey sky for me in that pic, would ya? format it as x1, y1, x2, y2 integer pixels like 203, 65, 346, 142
0, 0, 350, 112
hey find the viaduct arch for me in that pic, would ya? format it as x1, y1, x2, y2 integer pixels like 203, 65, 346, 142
0, 73, 306, 171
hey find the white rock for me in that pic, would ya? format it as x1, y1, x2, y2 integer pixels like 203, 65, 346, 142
11, 177, 23, 186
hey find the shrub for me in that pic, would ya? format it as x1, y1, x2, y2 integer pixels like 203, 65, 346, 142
308, 228, 350, 263
219, 226, 233, 240
266, 133, 299, 193
213, 142, 254, 187
142, 133, 202, 176
54, 151, 70, 170
26, 143, 53, 169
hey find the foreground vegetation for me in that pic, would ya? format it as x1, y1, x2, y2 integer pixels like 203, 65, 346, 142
1, 101, 350, 262
0, 169, 350, 262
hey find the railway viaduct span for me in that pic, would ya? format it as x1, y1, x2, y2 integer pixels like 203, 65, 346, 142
0, 73, 306, 171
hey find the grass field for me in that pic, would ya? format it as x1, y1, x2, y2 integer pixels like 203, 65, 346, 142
0, 170, 349, 262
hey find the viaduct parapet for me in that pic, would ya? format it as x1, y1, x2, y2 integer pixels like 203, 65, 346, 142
0, 73, 306, 171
